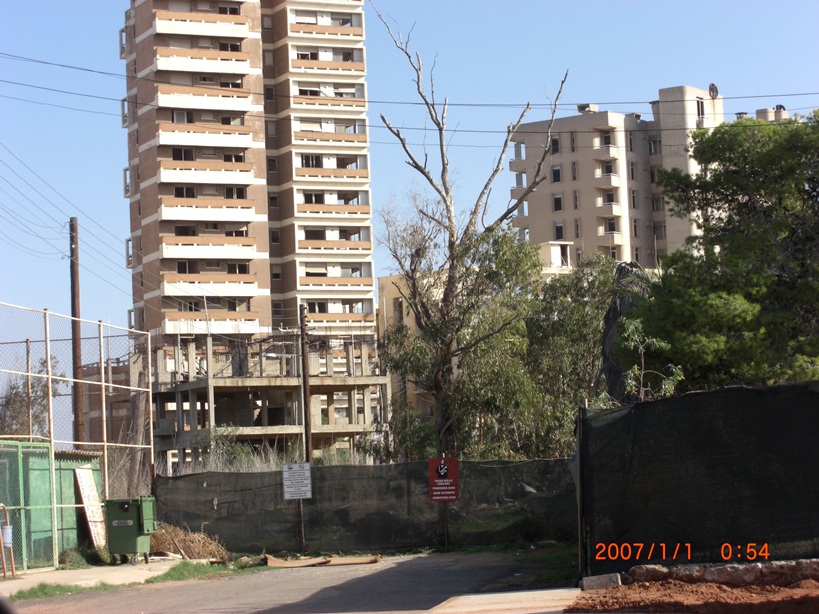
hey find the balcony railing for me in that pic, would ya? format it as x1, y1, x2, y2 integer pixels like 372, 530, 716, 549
292, 95, 366, 108
298, 240, 371, 250
291, 59, 365, 73
288, 23, 364, 38
299, 276, 373, 287
294, 168, 369, 180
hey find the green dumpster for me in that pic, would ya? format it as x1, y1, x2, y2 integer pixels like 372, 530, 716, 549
104, 497, 157, 565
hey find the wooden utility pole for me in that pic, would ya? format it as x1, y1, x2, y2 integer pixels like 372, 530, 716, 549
69, 217, 85, 443
299, 304, 312, 464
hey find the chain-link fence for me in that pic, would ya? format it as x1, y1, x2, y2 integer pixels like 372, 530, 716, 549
0, 302, 152, 570
156, 459, 577, 553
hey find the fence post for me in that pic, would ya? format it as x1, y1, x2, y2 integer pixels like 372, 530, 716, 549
44, 309, 58, 569
98, 322, 109, 500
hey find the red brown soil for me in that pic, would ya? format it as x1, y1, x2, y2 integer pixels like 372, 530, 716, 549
565, 578, 819, 613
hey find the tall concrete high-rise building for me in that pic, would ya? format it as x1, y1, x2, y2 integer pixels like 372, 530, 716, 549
509, 86, 724, 270
120, 0, 386, 467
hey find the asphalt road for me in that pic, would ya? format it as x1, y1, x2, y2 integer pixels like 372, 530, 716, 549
14, 553, 534, 614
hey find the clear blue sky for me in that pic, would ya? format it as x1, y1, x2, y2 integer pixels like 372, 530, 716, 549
1, 0, 817, 328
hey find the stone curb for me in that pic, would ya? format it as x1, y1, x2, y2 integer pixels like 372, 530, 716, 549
623, 558, 819, 587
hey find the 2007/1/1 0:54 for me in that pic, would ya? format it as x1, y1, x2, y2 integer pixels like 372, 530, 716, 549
594, 542, 772, 562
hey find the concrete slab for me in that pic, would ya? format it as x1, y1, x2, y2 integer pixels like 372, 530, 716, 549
0, 559, 199, 598
580, 573, 622, 591
430, 588, 581, 614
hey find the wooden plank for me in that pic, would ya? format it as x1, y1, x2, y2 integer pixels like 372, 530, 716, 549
74, 466, 106, 549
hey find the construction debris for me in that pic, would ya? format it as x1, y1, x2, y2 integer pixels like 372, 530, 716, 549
265, 554, 381, 568
150, 522, 230, 563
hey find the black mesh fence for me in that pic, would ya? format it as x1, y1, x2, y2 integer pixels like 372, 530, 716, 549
156, 459, 577, 553
579, 382, 819, 576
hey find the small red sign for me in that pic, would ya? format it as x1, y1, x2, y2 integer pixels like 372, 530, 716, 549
429, 457, 459, 502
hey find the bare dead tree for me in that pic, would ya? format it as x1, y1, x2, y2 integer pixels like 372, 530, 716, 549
373, 5, 568, 455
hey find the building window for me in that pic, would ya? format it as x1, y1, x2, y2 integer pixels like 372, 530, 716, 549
223, 152, 244, 163
573, 190, 579, 209
630, 162, 636, 180
136, 201, 141, 216
551, 165, 561, 183
204, 222, 218, 231
270, 230, 280, 244
173, 111, 194, 124
603, 191, 615, 204
601, 130, 612, 146
307, 301, 328, 314
553, 194, 563, 212
632, 218, 639, 238
180, 300, 201, 312
515, 172, 524, 188
634, 247, 640, 264
227, 263, 249, 275
174, 186, 196, 198
272, 302, 283, 316
265, 88, 274, 101
606, 218, 617, 234
649, 134, 662, 155
571, 161, 577, 181
172, 148, 194, 161
631, 189, 638, 209
628, 131, 633, 152
225, 187, 246, 199
653, 223, 667, 239
269, 195, 279, 208
262, 16, 273, 30
649, 166, 658, 183
221, 115, 243, 126
220, 42, 241, 53
609, 246, 618, 260
177, 261, 190, 274
304, 191, 325, 204
268, 157, 278, 172
205, 261, 220, 269
218, 6, 239, 15
570, 132, 576, 152
550, 135, 560, 155
301, 154, 322, 168
651, 195, 664, 211
576, 247, 583, 264
697, 97, 705, 119
574, 218, 580, 239
602, 160, 614, 176
554, 223, 564, 241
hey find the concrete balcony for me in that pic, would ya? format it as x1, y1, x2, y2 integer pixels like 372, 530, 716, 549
512, 214, 529, 229
290, 59, 365, 74
304, 313, 375, 324
158, 199, 256, 222
509, 158, 527, 173
159, 236, 259, 260
161, 311, 265, 336
593, 145, 618, 160
155, 48, 250, 75
155, 10, 249, 39
294, 168, 369, 181
160, 274, 265, 298
291, 95, 366, 110
298, 240, 371, 251
158, 161, 259, 185
594, 173, 620, 188
296, 203, 370, 215
596, 231, 625, 246
510, 186, 527, 200
299, 277, 373, 288
288, 23, 364, 39
155, 85, 252, 113
292, 131, 367, 146
595, 203, 622, 217
157, 122, 254, 148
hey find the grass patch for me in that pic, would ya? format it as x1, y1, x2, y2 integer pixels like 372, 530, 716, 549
144, 561, 230, 584
10, 582, 118, 603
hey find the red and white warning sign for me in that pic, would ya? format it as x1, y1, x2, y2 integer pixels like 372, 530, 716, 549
428, 457, 459, 502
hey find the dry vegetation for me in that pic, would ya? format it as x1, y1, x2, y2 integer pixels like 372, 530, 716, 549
151, 522, 230, 562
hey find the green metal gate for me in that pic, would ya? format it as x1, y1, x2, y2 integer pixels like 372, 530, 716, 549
0, 441, 55, 571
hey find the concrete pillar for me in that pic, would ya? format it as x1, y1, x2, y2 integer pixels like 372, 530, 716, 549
362, 386, 371, 425
348, 389, 356, 424
360, 342, 369, 376
261, 390, 269, 427
327, 393, 335, 425
188, 341, 196, 380
175, 390, 185, 471
345, 343, 354, 376
206, 336, 215, 429
325, 350, 334, 375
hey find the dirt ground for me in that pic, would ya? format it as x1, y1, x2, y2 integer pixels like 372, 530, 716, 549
566, 578, 819, 613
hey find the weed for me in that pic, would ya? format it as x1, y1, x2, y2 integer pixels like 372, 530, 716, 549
10, 582, 118, 603
144, 561, 230, 584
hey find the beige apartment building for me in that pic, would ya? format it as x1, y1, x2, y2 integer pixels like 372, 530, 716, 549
510, 85, 724, 269
120, 0, 386, 465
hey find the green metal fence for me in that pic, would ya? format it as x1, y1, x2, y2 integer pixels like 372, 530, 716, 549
0, 441, 54, 571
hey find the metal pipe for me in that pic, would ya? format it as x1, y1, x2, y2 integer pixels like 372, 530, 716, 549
2, 495, 17, 577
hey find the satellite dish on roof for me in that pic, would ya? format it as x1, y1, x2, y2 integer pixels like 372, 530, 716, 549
709, 83, 719, 100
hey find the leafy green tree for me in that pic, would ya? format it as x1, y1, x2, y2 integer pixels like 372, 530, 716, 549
626, 112, 819, 388
0, 357, 66, 437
